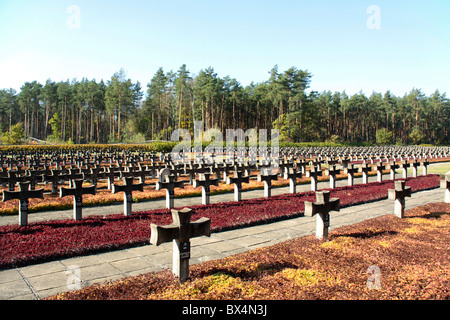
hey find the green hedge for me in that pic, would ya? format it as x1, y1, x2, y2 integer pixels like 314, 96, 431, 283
0, 141, 445, 154
0, 142, 178, 153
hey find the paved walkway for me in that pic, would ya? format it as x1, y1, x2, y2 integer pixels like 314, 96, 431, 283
0, 170, 447, 300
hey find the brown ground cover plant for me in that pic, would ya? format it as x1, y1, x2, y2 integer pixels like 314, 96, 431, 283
49, 202, 450, 300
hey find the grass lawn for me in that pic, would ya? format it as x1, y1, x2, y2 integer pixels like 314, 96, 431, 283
421, 162, 450, 174
395, 162, 450, 176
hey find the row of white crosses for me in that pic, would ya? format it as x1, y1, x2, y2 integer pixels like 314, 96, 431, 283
2, 165, 251, 227
1, 156, 443, 227
162, 155, 433, 203
0, 145, 443, 195
157, 166, 255, 207
2, 176, 145, 226
157, 155, 433, 208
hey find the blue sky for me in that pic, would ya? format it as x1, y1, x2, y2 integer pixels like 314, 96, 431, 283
1, 0, 449, 96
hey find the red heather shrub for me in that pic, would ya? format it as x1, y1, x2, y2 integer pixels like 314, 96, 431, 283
0, 175, 441, 269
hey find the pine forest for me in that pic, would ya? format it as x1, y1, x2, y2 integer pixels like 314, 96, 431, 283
0, 65, 448, 146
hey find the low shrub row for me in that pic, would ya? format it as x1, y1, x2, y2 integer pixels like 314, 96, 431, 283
0, 174, 441, 270
0, 142, 178, 154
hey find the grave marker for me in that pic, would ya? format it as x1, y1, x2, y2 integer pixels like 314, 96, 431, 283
441, 174, 450, 203
304, 191, 340, 240
389, 162, 399, 180
411, 159, 420, 178
150, 208, 211, 282
60, 179, 96, 220
375, 163, 385, 182
112, 177, 144, 216
209, 163, 224, 181
257, 169, 278, 197
156, 168, 185, 209
306, 167, 322, 191
325, 165, 341, 189
359, 163, 371, 184
24, 170, 43, 190
136, 164, 152, 184
193, 173, 219, 205
296, 159, 307, 174
183, 164, 199, 185
388, 180, 411, 218
399, 161, 410, 179
66, 169, 83, 188
83, 167, 101, 188
420, 159, 429, 176
339, 157, 350, 170
344, 164, 358, 186
220, 163, 233, 182
226, 170, 250, 201
0, 172, 24, 191
309, 159, 322, 171
283, 166, 302, 194
44, 170, 63, 193
2, 182, 44, 226
104, 166, 121, 190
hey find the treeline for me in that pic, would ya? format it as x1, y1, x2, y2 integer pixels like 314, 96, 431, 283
0, 65, 448, 145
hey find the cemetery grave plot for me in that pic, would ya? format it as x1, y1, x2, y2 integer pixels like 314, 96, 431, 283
48, 201, 450, 300
0, 174, 441, 270
150, 208, 211, 283
0, 171, 296, 215
0, 155, 448, 216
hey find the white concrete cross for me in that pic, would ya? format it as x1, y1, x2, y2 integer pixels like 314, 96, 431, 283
375, 163, 386, 182
411, 159, 420, 178
156, 168, 185, 209
112, 177, 144, 216
398, 161, 410, 179
388, 180, 412, 218
150, 208, 211, 282
2, 182, 44, 226
441, 173, 450, 203
359, 163, 371, 184
257, 169, 278, 197
60, 179, 96, 221
388, 162, 399, 180
344, 164, 358, 186
420, 159, 429, 176
283, 166, 302, 194
226, 170, 250, 201
305, 191, 340, 240
325, 165, 341, 189
193, 173, 219, 205
306, 167, 322, 191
